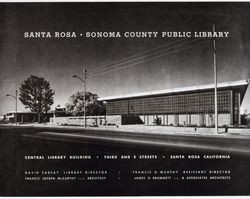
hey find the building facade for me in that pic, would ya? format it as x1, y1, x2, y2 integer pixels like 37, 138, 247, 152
99, 80, 249, 126
5, 111, 38, 123
5, 107, 68, 123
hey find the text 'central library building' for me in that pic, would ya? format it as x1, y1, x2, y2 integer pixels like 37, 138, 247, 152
99, 80, 249, 126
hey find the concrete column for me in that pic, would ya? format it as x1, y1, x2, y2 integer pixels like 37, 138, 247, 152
188, 114, 191, 126
210, 114, 214, 126
174, 114, 179, 126
238, 93, 241, 125
199, 114, 205, 126
230, 90, 234, 125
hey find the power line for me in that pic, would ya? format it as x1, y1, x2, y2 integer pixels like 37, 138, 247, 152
89, 39, 210, 78
89, 38, 208, 77
89, 38, 201, 74
88, 28, 235, 78
88, 37, 198, 73
89, 31, 236, 77
89, 39, 209, 78
88, 37, 205, 76
88, 27, 235, 74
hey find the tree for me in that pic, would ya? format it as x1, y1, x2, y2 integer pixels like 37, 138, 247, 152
19, 75, 54, 122
66, 91, 105, 116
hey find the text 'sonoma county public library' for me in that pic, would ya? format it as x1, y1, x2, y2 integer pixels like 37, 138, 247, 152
98, 79, 249, 127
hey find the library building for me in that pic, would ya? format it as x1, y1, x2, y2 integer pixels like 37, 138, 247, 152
99, 80, 249, 127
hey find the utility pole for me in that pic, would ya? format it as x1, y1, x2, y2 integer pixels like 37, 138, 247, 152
213, 24, 218, 134
84, 68, 87, 128
15, 90, 18, 125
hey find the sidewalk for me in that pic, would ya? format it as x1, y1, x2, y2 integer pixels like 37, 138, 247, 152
2, 123, 250, 138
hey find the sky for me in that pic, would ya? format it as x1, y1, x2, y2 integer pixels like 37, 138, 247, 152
0, 2, 250, 115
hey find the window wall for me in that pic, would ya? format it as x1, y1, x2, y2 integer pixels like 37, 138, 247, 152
106, 89, 232, 115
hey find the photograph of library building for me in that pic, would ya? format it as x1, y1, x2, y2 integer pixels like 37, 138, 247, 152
99, 79, 249, 127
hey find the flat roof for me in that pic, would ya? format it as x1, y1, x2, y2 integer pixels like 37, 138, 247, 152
6, 111, 38, 114
98, 79, 249, 101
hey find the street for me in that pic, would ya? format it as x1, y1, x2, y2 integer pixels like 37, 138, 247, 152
0, 125, 250, 196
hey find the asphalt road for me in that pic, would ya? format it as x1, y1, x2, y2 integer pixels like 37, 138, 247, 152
3, 125, 250, 155
0, 125, 250, 196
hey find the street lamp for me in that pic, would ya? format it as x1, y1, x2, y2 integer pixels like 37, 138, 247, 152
73, 69, 87, 128
6, 90, 18, 125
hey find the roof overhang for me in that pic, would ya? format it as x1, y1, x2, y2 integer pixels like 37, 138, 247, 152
6, 111, 38, 114
98, 79, 249, 101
